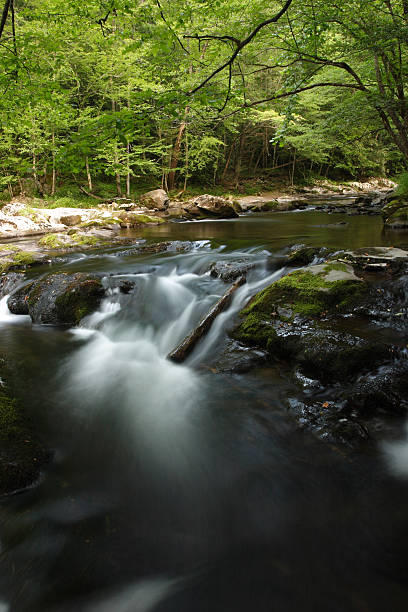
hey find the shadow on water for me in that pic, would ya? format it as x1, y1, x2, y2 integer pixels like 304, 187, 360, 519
0, 211, 408, 611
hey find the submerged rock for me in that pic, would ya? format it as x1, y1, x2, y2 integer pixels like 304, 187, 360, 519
8, 272, 105, 325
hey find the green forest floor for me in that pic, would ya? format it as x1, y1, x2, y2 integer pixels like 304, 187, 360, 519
0, 174, 395, 211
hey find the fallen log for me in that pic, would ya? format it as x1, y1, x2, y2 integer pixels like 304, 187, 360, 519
167, 276, 246, 363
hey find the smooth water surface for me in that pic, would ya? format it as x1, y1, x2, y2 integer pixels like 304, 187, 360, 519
1, 210, 408, 612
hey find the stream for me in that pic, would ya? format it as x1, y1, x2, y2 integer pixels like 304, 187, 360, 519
1, 208, 408, 611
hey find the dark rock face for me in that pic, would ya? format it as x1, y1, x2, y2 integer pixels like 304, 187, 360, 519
210, 260, 256, 282
8, 272, 105, 325
0, 272, 25, 299
287, 245, 333, 267
231, 255, 408, 447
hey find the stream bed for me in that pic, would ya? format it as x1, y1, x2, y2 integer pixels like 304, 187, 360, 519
1, 208, 408, 611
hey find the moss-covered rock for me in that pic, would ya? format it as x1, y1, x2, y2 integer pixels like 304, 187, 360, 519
0, 363, 49, 495
382, 197, 408, 228
38, 233, 70, 249
231, 262, 384, 383
0, 245, 37, 273
238, 262, 364, 323
117, 212, 165, 227
287, 246, 332, 267
8, 272, 105, 325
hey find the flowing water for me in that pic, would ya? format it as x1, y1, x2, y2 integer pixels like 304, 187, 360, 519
1, 209, 408, 611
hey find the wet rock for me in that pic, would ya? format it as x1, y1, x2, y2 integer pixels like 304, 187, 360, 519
284, 327, 390, 383
343, 361, 408, 417
0, 272, 25, 299
288, 398, 370, 447
192, 195, 239, 218
382, 197, 408, 228
139, 189, 169, 211
287, 245, 333, 267
210, 260, 256, 282
116, 212, 164, 227
213, 340, 268, 373
0, 244, 42, 273
341, 247, 408, 273
352, 272, 408, 332
8, 272, 105, 325
231, 262, 387, 383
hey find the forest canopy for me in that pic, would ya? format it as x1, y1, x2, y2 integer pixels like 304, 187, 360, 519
0, 0, 407, 199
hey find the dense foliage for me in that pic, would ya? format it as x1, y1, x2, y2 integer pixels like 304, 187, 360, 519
0, 0, 407, 199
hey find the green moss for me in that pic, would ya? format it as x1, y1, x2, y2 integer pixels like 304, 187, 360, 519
12, 251, 35, 266
80, 218, 121, 228
234, 266, 365, 347
0, 244, 19, 253
244, 267, 363, 318
232, 311, 278, 349
121, 214, 164, 225
262, 201, 278, 211
0, 249, 35, 273
70, 233, 99, 246
39, 233, 67, 248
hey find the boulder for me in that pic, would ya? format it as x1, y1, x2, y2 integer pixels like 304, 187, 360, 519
382, 197, 408, 228
116, 212, 164, 227
341, 246, 408, 273
287, 245, 333, 267
210, 260, 256, 282
139, 189, 169, 211
192, 195, 239, 218
8, 272, 105, 325
231, 261, 379, 383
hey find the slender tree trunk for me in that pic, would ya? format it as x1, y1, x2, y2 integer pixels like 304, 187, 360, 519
183, 128, 188, 192
222, 142, 234, 180
167, 108, 188, 191
291, 150, 296, 186
51, 131, 56, 196
234, 129, 246, 188
126, 141, 131, 197
85, 156, 92, 192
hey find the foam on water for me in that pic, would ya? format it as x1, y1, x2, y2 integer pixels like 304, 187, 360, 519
0, 295, 30, 325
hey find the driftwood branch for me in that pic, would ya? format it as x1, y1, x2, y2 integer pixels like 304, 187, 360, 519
168, 276, 246, 363
78, 185, 104, 200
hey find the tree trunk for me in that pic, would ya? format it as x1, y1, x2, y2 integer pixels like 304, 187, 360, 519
85, 157, 92, 192
126, 141, 131, 197
167, 111, 188, 191
51, 131, 56, 196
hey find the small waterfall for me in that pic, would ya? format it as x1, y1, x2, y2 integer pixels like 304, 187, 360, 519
0, 295, 30, 325
60, 246, 279, 476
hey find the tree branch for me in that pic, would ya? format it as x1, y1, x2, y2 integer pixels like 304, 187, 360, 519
188, 0, 294, 95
